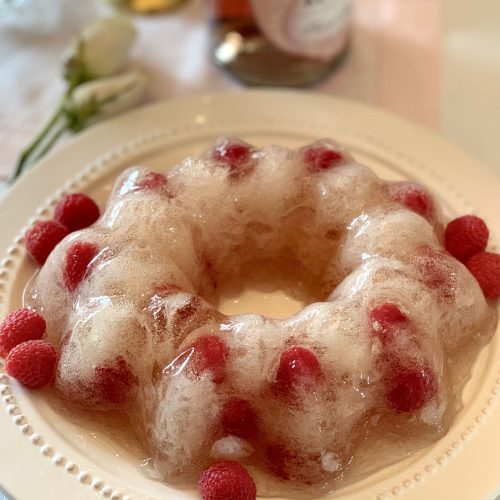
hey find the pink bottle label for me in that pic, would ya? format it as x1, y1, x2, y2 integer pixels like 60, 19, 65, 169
251, 0, 352, 60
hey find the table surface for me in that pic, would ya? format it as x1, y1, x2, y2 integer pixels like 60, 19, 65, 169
1, 0, 499, 181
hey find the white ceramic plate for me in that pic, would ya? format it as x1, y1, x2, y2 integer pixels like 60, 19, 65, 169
0, 90, 499, 500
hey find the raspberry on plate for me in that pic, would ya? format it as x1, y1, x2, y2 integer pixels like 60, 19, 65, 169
198, 460, 256, 500
63, 241, 99, 291
466, 251, 500, 299
5, 339, 57, 389
445, 215, 489, 263
54, 193, 100, 232
25, 220, 69, 265
0, 308, 46, 357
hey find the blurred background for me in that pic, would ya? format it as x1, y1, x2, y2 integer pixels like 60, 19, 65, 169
1, 0, 499, 183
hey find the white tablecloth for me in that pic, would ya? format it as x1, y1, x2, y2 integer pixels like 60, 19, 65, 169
1, 0, 499, 182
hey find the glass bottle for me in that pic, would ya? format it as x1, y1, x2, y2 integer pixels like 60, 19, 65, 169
209, 0, 352, 87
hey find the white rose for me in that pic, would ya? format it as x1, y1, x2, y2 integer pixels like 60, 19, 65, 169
64, 16, 137, 83
66, 71, 148, 131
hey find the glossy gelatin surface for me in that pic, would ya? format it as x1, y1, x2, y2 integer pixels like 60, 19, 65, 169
26, 138, 498, 496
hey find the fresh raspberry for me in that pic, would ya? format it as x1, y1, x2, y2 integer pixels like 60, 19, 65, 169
94, 356, 137, 404
369, 304, 408, 346
384, 363, 437, 413
199, 460, 256, 500
466, 252, 500, 299
303, 145, 344, 173
220, 398, 258, 439
5, 339, 57, 389
0, 308, 46, 357
25, 220, 69, 265
63, 241, 99, 291
273, 346, 323, 398
185, 335, 229, 384
54, 193, 100, 232
212, 140, 253, 180
445, 215, 489, 263
388, 182, 434, 222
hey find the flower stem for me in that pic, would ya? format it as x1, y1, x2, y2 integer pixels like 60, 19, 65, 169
11, 103, 64, 182
32, 117, 68, 163
11, 86, 75, 183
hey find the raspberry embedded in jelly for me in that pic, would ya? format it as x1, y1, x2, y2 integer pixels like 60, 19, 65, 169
213, 141, 251, 165
212, 140, 253, 180
265, 444, 317, 482
384, 363, 437, 413
388, 182, 434, 222
220, 398, 258, 439
118, 171, 172, 197
417, 246, 455, 300
136, 171, 168, 190
303, 146, 344, 173
265, 443, 296, 480
273, 346, 324, 398
186, 335, 229, 384
175, 296, 201, 323
63, 241, 99, 292
94, 356, 137, 404
369, 303, 408, 345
